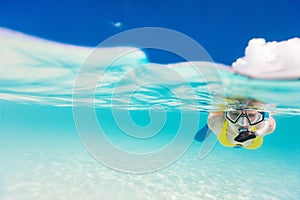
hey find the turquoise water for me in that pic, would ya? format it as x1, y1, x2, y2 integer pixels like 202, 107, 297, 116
1, 28, 300, 199
1, 104, 300, 199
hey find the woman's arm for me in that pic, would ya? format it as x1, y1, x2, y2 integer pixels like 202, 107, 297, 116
255, 116, 276, 136
265, 117, 276, 135
207, 112, 225, 136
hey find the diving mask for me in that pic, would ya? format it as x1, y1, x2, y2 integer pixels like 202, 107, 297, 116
225, 109, 265, 126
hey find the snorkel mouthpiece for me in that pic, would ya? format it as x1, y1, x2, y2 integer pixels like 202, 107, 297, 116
234, 128, 256, 142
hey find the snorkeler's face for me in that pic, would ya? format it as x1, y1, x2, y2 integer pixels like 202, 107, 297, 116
228, 115, 265, 136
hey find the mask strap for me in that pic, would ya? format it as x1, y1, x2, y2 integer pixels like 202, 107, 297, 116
264, 112, 269, 119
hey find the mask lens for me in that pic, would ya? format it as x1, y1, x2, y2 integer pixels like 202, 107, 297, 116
226, 110, 242, 122
246, 111, 264, 125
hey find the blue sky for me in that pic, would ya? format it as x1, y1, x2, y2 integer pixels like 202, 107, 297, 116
0, 0, 299, 65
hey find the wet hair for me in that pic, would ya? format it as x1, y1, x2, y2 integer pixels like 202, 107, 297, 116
225, 96, 266, 111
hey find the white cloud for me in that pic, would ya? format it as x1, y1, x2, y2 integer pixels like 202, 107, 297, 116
109, 21, 123, 28
232, 38, 300, 79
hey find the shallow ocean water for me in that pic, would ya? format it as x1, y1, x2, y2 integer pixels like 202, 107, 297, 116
1, 104, 300, 200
